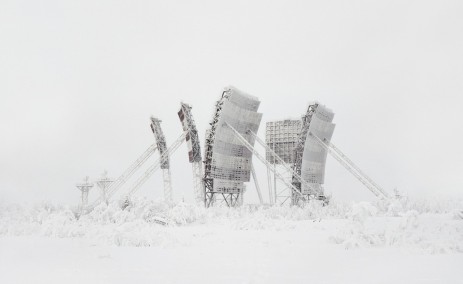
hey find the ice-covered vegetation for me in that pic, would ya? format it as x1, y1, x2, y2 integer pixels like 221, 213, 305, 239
1, 196, 462, 252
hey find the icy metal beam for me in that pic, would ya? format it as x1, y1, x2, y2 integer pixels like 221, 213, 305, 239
224, 122, 305, 200
125, 132, 186, 199
150, 117, 170, 169
291, 104, 318, 195
325, 140, 390, 199
249, 130, 318, 196
87, 144, 157, 210
150, 117, 173, 201
251, 163, 264, 205
178, 103, 204, 206
309, 132, 390, 200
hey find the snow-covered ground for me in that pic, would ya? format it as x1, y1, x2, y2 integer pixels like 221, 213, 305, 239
1, 198, 462, 284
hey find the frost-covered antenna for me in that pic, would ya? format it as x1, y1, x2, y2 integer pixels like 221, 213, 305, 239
265, 119, 302, 205
290, 104, 336, 205
291, 103, 319, 203
178, 102, 204, 206
150, 116, 173, 202
203, 86, 263, 207
96, 170, 113, 205
76, 176, 94, 213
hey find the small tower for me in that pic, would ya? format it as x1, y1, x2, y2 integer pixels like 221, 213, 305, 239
96, 171, 113, 205
76, 176, 94, 213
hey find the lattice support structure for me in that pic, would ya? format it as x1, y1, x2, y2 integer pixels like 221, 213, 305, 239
251, 163, 264, 205
250, 130, 316, 206
273, 165, 293, 205
162, 168, 173, 202
326, 140, 390, 199
309, 133, 390, 200
291, 103, 318, 205
150, 116, 173, 202
192, 161, 204, 205
203, 87, 263, 207
126, 133, 186, 198
203, 93, 229, 207
96, 171, 113, 205
86, 144, 157, 211
76, 176, 94, 214
178, 103, 204, 206
224, 122, 305, 204
266, 165, 274, 204
265, 120, 301, 205
298, 105, 335, 204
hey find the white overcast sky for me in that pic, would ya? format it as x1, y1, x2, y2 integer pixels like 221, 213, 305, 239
1, 0, 462, 205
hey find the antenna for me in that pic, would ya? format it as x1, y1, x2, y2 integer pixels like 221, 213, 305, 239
75, 176, 94, 214
96, 171, 113, 205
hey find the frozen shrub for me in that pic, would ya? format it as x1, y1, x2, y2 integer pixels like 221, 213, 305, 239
452, 209, 463, 220
167, 202, 205, 225
400, 210, 419, 230
349, 202, 377, 225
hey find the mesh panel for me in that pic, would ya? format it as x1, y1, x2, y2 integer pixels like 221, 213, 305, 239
265, 120, 302, 164
209, 86, 262, 191
301, 105, 335, 193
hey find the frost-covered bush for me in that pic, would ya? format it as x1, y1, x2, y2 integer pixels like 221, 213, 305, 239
1, 197, 462, 250
167, 202, 206, 225
375, 196, 463, 215
330, 201, 463, 253
453, 210, 463, 220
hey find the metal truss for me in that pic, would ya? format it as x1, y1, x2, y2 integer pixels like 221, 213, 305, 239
178, 103, 204, 206
125, 132, 186, 199
162, 168, 173, 202
150, 117, 173, 201
309, 132, 390, 200
203, 89, 231, 207
76, 176, 94, 214
249, 130, 317, 205
87, 144, 157, 211
96, 171, 113, 205
266, 165, 274, 204
205, 192, 241, 207
192, 161, 204, 206
274, 165, 292, 205
251, 163, 264, 205
291, 103, 318, 203
224, 122, 305, 204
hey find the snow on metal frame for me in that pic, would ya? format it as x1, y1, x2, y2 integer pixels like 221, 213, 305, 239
205, 86, 263, 194
178, 103, 202, 163
265, 120, 302, 164
300, 105, 336, 195
150, 117, 170, 169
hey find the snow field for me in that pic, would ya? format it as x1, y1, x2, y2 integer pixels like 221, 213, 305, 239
1, 197, 463, 283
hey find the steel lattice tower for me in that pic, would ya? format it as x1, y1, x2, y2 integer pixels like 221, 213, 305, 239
291, 103, 318, 205
203, 86, 262, 207
150, 117, 173, 202
76, 176, 94, 214
178, 102, 204, 206
96, 171, 113, 205
265, 119, 302, 205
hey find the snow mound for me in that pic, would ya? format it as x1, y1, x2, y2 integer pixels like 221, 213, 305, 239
330, 203, 463, 253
